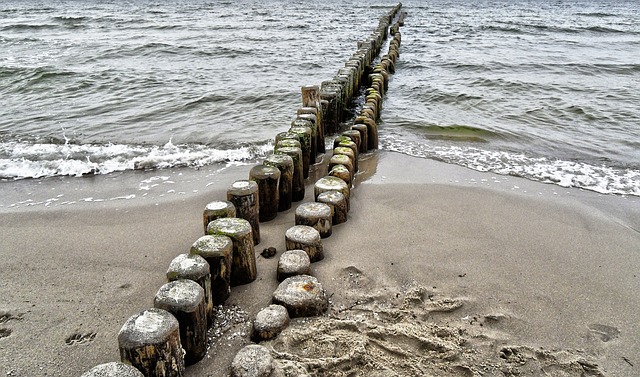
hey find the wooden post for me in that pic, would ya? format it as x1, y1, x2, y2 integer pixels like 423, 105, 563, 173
81, 362, 144, 377
275, 139, 301, 150
285, 225, 324, 262
202, 200, 236, 235
293, 116, 317, 163
314, 176, 350, 211
329, 154, 354, 183
166, 253, 214, 326
190, 235, 233, 306
277, 250, 311, 282
329, 164, 352, 187
295, 202, 332, 238
274, 146, 305, 202
355, 115, 378, 150
154, 280, 207, 366
334, 145, 358, 173
316, 190, 348, 225
208, 217, 257, 286
264, 154, 294, 211
118, 308, 184, 377
301, 85, 325, 154
298, 107, 325, 154
351, 124, 369, 153
249, 164, 280, 222
275, 131, 300, 145
288, 126, 312, 179
227, 180, 260, 246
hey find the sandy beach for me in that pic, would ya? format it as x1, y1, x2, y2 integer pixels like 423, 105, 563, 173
1, 151, 639, 376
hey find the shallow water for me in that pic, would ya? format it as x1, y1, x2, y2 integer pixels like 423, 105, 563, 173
0, 0, 638, 195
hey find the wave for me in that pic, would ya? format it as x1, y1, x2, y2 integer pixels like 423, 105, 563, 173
0, 140, 274, 180
380, 135, 640, 197
1, 23, 59, 31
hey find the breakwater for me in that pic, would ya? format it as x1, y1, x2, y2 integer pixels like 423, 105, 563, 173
81, 4, 407, 376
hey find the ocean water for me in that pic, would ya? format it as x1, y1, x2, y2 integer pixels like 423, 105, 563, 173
1, 0, 638, 196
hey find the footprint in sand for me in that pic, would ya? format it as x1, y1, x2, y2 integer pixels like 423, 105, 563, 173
0, 311, 24, 324
65, 332, 97, 346
0, 328, 12, 339
588, 324, 619, 342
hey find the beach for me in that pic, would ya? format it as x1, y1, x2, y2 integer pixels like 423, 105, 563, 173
1, 151, 638, 376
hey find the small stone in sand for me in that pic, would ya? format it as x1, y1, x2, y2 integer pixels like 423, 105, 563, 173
252, 304, 290, 342
272, 275, 328, 317
261, 247, 277, 259
231, 344, 274, 377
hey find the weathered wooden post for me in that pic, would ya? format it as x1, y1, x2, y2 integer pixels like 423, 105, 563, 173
314, 176, 350, 211
277, 250, 311, 282
351, 124, 369, 153
202, 200, 236, 235
285, 225, 324, 262
81, 362, 144, 377
154, 279, 207, 366
301, 85, 325, 153
292, 117, 317, 163
264, 153, 294, 211
316, 190, 348, 225
329, 154, 354, 183
288, 125, 312, 179
298, 107, 325, 154
275, 138, 301, 150
328, 164, 352, 187
208, 217, 257, 286
118, 308, 184, 377
355, 115, 378, 150
249, 164, 280, 222
295, 202, 332, 238
274, 146, 304, 201
334, 145, 358, 173
227, 180, 260, 246
190, 235, 232, 306
166, 253, 214, 326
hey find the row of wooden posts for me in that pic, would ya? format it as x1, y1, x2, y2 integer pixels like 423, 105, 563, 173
81, 4, 406, 377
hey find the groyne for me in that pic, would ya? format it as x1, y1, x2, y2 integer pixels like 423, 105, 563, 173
81, 4, 407, 376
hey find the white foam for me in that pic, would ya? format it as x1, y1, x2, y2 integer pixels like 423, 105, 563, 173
0, 140, 273, 180
381, 136, 640, 197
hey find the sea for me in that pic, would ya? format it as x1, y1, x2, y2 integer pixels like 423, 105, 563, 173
1, 0, 639, 203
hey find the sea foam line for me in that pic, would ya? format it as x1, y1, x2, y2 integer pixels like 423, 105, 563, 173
0, 140, 273, 180
381, 137, 640, 197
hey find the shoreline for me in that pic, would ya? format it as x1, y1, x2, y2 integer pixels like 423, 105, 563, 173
1, 151, 639, 376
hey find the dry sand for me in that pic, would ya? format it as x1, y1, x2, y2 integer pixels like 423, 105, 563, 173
1, 151, 639, 376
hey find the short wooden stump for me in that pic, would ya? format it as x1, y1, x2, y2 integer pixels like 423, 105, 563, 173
166, 253, 214, 325
208, 217, 257, 286
154, 280, 207, 366
81, 362, 143, 377
316, 190, 348, 225
249, 164, 281, 222
351, 124, 369, 153
227, 180, 260, 246
314, 176, 350, 212
118, 308, 184, 377
202, 200, 236, 235
190, 235, 232, 306
264, 153, 294, 211
329, 164, 352, 187
288, 126, 312, 179
275, 146, 305, 202
295, 202, 332, 239
329, 153, 354, 183
277, 249, 312, 282
334, 145, 357, 173
285, 225, 323, 262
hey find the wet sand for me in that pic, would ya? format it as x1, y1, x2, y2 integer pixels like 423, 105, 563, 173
1, 152, 639, 376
